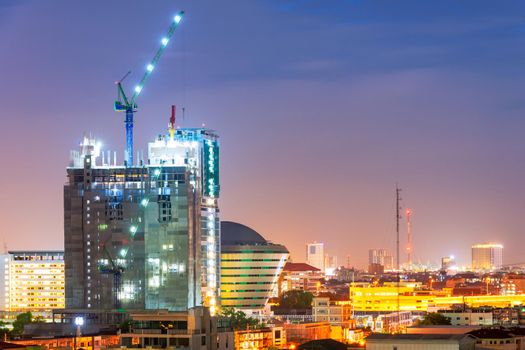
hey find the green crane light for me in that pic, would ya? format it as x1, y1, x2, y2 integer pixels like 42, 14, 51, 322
114, 11, 185, 166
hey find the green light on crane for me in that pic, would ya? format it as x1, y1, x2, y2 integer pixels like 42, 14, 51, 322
114, 11, 185, 166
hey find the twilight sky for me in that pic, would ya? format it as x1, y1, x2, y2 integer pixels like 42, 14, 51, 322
0, 1, 524, 268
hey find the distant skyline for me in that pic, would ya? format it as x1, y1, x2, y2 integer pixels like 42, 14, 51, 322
1, 1, 524, 268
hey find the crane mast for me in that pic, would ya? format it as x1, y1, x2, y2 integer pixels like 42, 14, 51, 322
114, 11, 184, 166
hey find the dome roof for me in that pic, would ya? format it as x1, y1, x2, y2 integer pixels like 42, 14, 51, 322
220, 221, 267, 246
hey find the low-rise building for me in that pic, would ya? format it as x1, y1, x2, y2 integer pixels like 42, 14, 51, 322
234, 327, 285, 350
468, 328, 518, 349
365, 333, 477, 350
278, 263, 324, 295
440, 310, 493, 326
350, 282, 525, 313
283, 322, 331, 346
440, 308, 519, 327
11, 335, 120, 350
119, 307, 216, 350
312, 296, 352, 326
0, 251, 65, 321
406, 325, 480, 335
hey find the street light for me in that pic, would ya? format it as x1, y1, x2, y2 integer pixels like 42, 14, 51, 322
74, 317, 84, 350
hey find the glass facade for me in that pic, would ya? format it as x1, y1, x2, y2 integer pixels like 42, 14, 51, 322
220, 222, 289, 311
64, 129, 220, 313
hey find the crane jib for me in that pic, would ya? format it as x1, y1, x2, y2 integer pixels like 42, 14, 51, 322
114, 11, 185, 166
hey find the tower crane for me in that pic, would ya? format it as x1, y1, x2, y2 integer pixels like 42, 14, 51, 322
99, 240, 124, 310
114, 11, 184, 166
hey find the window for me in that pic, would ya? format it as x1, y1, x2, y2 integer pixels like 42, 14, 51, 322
201, 336, 206, 346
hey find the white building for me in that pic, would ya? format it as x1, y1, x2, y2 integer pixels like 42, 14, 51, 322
471, 243, 503, 270
0, 251, 65, 320
439, 310, 493, 326
306, 242, 324, 271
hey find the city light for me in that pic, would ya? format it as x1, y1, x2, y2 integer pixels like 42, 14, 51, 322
146, 64, 154, 72
134, 85, 142, 93
74, 317, 84, 326
174, 14, 182, 24
161, 37, 169, 46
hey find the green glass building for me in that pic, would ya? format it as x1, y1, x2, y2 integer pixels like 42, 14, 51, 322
220, 221, 288, 313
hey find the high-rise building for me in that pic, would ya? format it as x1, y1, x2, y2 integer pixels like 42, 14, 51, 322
472, 243, 503, 270
368, 249, 394, 271
0, 251, 64, 320
220, 221, 288, 313
441, 255, 456, 271
324, 255, 338, 277
64, 128, 220, 314
306, 242, 324, 271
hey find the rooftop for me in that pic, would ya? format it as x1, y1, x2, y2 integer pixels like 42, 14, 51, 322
298, 339, 347, 350
283, 262, 321, 272
468, 328, 514, 339
220, 221, 267, 246
366, 333, 476, 342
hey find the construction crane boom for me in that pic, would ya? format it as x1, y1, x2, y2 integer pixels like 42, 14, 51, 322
99, 245, 124, 309
114, 11, 184, 166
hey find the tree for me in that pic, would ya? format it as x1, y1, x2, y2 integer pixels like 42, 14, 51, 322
416, 313, 451, 326
33, 316, 45, 323
120, 319, 133, 333
278, 290, 313, 309
0, 320, 9, 340
11, 312, 33, 337
219, 308, 261, 330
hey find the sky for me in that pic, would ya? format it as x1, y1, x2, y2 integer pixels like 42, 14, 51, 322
0, 0, 524, 268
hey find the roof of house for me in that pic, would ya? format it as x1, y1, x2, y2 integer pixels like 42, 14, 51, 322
468, 328, 514, 339
366, 333, 476, 342
283, 262, 320, 272
298, 339, 347, 350
0, 342, 26, 349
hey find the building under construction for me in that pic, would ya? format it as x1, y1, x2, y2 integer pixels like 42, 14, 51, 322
64, 127, 220, 314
